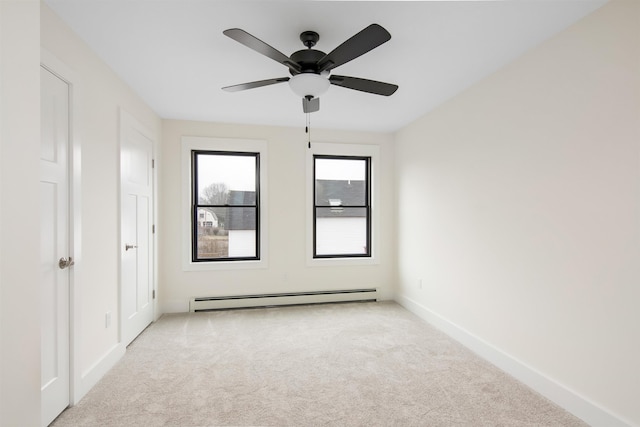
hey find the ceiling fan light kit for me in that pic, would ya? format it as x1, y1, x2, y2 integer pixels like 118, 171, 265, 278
288, 73, 330, 98
222, 24, 398, 114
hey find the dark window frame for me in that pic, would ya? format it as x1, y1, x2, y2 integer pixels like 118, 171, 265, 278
191, 150, 260, 262
313, 154, 371, 259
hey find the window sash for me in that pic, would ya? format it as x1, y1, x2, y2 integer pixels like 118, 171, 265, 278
191, 150, 260, 262
313, 155, 371, 258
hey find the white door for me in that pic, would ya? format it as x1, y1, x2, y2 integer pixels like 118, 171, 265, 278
40, 66, 71, 426
120, 111, 154, 346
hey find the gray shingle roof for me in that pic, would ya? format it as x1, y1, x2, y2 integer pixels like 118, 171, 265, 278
315, 180, 367, 218
226, 191, 257, 230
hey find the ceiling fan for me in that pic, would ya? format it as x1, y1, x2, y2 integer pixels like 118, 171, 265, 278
222, 24, 398, 113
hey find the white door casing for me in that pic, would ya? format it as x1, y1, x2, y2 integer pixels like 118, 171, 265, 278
40, 65, 71, 427
120, 110, 155, 346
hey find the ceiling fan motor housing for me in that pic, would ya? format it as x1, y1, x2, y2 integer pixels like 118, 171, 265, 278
289, 34, 330, 98
289, 49, 326, 75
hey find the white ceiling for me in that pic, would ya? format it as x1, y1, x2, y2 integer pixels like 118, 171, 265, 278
45, 0, 607, 133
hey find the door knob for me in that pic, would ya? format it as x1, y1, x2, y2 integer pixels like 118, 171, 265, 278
58, 257, 74, 269
125, 244, 138, 251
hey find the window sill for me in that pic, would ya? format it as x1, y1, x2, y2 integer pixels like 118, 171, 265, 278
182, 259, 267, 271
307, 256, 378, 267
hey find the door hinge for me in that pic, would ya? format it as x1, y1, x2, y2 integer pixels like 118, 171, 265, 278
152, 289, 156, 299
152, 159, 155, 168
152, 224, 155, 234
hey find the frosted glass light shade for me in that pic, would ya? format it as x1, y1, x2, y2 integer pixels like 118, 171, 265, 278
288, 73, 330, 98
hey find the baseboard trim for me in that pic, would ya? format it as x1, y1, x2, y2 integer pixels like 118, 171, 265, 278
395, 294, 633, 427
72, 343, 125, 405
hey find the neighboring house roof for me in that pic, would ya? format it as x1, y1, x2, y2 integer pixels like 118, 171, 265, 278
226, 190, 257, 230
224, 181, 367, 229
229, 190, 256, 205
316, 180, 367, 218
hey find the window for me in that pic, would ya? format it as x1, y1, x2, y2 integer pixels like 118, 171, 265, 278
313, 155, 371, 258
191, 150, 259, 262
306, 142, 379, 266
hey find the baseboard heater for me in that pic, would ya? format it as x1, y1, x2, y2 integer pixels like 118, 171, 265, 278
189, 288, 377, 312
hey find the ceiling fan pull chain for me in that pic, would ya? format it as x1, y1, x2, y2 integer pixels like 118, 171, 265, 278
308, 113, 312, 148
305, 111, 309, 134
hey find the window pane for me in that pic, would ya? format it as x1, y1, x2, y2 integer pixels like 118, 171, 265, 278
315, 158, 366, 206
196, 207, 257, 259
197, 154, 256, 205
315, 207, 367, 256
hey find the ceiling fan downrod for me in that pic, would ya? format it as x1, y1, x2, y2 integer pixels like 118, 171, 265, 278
300, 31, 319, 49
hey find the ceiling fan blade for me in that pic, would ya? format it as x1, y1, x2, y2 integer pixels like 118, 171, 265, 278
317, 24, 391, 72
329, 75, 398, 96
223, 28, 301, 74
302, 97, 320, 113
222, 77, 290, 92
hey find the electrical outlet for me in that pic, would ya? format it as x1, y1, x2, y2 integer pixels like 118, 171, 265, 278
418, 279, 423, 289
105, 311, 111, 328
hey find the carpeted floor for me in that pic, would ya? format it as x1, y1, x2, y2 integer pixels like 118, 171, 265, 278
52, 301, 586, 426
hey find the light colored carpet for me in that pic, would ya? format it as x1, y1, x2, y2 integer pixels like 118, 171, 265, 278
52, 301, 586, 426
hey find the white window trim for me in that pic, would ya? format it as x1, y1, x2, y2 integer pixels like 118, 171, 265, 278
181, 136, 268, 271
306, 142, 380, 267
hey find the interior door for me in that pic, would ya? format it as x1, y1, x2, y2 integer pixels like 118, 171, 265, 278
40, 65, 71, 426
120, 112, 154, 346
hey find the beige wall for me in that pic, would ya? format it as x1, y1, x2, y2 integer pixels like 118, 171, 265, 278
0, 1, 41, 425
160, 120, 396, 312
40, 3, 162, 402
395, 1, 639, 425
